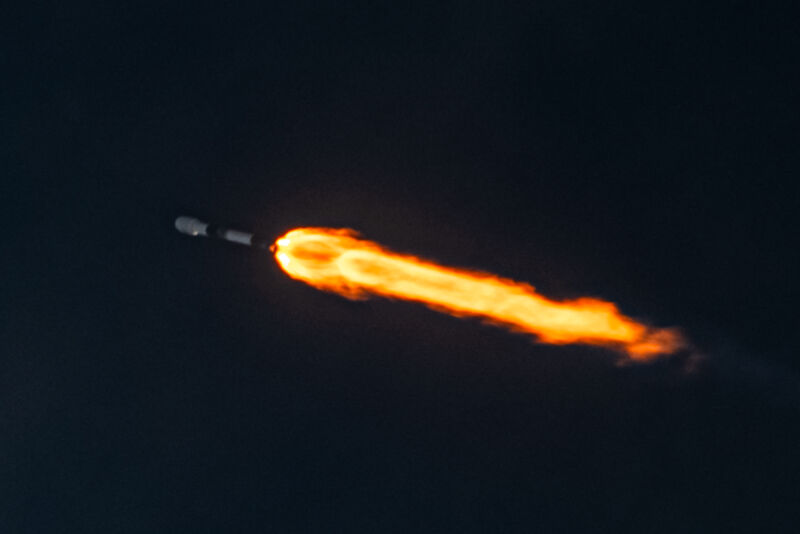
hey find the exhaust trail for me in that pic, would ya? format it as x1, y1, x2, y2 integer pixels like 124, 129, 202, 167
272, 227, 685, 360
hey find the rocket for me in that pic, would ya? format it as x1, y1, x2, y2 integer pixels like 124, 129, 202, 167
174, 216, 272, 250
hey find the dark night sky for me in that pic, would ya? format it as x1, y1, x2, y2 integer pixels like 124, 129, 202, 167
4, 2, 800, 532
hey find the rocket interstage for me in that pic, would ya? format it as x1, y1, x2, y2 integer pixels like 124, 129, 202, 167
176, 216, 686, 360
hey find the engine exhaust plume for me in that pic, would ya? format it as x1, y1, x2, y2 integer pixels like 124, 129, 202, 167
273, 228, 685, 360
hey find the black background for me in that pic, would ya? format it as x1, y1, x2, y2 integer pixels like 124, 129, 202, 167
5, 2, 799, 532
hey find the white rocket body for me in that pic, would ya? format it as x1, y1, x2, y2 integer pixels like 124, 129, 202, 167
174, 216, 270, 249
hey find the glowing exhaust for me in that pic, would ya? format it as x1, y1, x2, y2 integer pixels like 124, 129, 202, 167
273, 227, 684, 360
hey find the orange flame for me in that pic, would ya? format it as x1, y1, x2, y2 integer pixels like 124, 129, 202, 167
273, 228, 684, 360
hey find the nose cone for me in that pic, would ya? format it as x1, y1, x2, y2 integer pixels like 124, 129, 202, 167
175, 216, 209, 236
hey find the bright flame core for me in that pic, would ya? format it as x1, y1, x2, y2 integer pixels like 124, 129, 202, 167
273, 228, 684, 360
